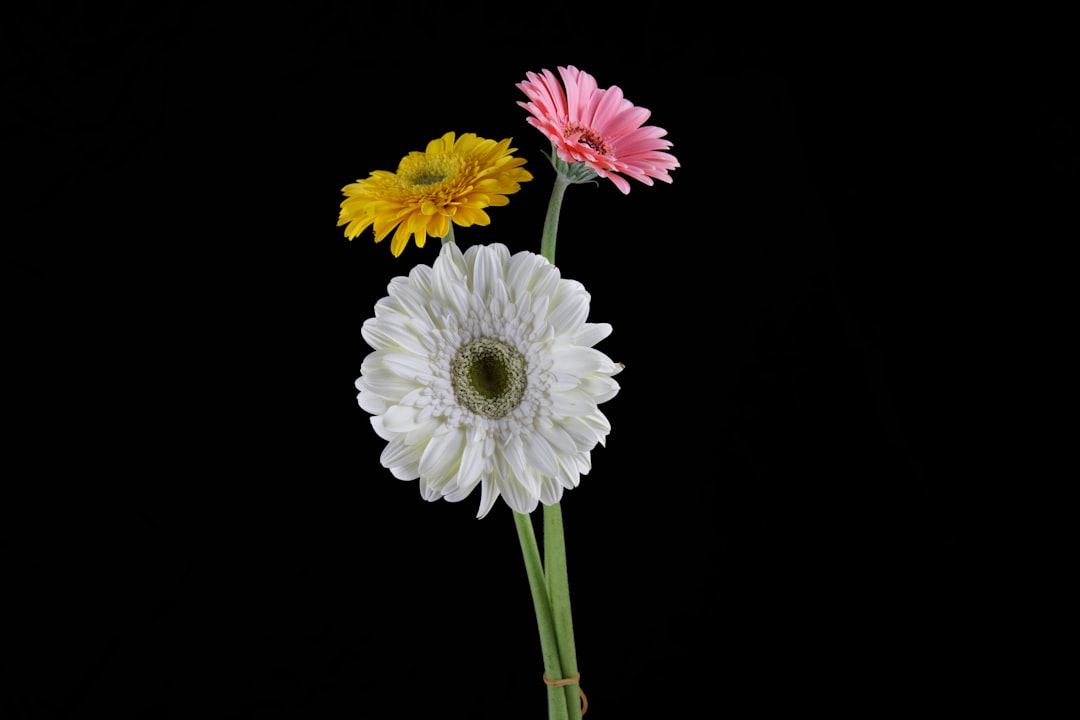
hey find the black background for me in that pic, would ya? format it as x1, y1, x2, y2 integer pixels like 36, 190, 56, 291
4, 5, 1074, 719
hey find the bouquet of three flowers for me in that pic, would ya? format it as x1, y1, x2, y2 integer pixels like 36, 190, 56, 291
338, 65, 678, 719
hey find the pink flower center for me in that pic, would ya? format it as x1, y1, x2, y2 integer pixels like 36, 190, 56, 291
563, 123, 609, 156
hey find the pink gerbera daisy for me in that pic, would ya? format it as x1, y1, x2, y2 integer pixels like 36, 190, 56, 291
516, 65, 679, 194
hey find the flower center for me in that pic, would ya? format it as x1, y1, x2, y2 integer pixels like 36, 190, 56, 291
450, 337, 527, 419
410, 172, 446, 185
564, 123, 609, 155
400, 155, 455, 187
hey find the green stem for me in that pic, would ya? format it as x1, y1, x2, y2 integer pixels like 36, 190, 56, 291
541, 173, 571, 264
544, 502, 582, 720
535, 158, 583, 719
514, 511, 569, 720
442, 223, 455, 246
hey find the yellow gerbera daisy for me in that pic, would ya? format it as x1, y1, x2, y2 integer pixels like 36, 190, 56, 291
338, 131, 533, 257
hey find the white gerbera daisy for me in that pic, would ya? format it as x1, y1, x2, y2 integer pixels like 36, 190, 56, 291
356, 242, 622, 518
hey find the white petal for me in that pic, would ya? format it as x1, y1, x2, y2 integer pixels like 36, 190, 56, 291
571, 451, 592, 475
418, 475, 443, 501
537, 419, 577, 457
546, 292, 589, 336
439, 241, 468, 274
389, 464, 422, 482
432, 245, 470, 317
527, 294, 550, 328
407, 260, 435, 291
454, 429, 487, 493
357, 389, 388, 416
381, 404, 423, 433
551, 346, 614, 378
369, 415, 394, 442
555, 415, 602, 450
575, 322, 612, 348
418, 425, 465, 488
475, 478, 501, 519
522, 431, 559, 477
529, 260, 561, 299
381, 352, 435, 381
580, 411, 612, 446
579, 375, 621, 404
506, 251, 541, 302
550, 388, 598, 417
379, 436, 422, 479
501, 434, 528, 475
538, 476, 565, 506
489, 274, 510, 319
440, 280, 472, 323
471, 243, 504, 301
358, 367, 421, 403
358, 352, 385, 376
404, 416, 442, 446
387, 276, 433, 323
555, 455, 580, 490
499, 466, 540, 515
361, 318, 427, 355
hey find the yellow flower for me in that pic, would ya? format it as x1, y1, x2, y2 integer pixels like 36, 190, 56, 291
338, 132, 533, 257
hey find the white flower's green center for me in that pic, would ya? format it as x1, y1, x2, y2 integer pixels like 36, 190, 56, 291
450, 337, 527, 419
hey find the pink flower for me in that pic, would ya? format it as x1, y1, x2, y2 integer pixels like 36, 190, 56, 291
516, 65, 679, 194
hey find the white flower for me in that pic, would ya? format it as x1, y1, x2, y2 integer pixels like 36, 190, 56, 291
356, 242, 622, 518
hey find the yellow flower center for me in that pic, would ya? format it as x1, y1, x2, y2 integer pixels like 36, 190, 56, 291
450, 337, 527, 418
564, 123, 609, 155
400, 154, 458, 188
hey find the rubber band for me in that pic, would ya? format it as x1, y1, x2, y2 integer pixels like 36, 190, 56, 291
543, 672, 580, 687
543, 673, 588, 715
